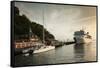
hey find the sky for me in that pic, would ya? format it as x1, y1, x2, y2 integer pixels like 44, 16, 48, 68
15, 2, 97, 41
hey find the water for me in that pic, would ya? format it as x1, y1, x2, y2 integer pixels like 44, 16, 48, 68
15, 41, 97, 66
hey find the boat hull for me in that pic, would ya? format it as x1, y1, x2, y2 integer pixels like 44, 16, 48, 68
33, 46, 55, 54
74, 37, 92, 44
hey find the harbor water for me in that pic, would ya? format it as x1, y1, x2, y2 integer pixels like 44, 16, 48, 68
15, 41, 97, 66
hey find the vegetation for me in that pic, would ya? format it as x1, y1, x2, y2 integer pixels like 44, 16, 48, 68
14, 6, 55, 41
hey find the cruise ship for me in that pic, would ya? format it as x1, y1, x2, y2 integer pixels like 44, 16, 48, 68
73, 29, 92, 44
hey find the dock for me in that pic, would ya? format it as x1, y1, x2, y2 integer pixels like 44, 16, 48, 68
64, 41, 75, 45
54, 41, 75, 47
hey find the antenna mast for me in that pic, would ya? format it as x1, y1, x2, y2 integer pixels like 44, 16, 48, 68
42, 6, 45, 43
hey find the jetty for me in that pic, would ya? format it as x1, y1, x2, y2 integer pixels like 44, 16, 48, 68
51, 40, 75, 47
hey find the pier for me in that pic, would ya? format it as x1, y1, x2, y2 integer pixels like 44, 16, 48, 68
53, 40, 75, 47
64, 41, 75, 45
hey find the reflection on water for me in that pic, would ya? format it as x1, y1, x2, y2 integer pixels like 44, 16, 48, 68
74, 44, 85, 62
15, 41, 97, 66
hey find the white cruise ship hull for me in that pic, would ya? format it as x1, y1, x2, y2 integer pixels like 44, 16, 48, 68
33, 46, 55, 54
75, 37, 92, 44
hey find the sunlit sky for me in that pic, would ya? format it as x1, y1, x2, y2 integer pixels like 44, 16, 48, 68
15, 2, 97, 41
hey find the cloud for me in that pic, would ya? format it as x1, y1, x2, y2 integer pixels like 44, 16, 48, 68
15, 2, 96, 41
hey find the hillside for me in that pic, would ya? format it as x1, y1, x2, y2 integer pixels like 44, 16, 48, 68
14, 6, 55, 41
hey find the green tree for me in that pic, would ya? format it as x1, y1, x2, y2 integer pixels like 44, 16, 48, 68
14, 6, 55, 41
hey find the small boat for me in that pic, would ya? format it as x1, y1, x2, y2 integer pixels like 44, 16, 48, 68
23, 42, 55, 54
23, 53, 30, 56
15, 42, 55, 55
